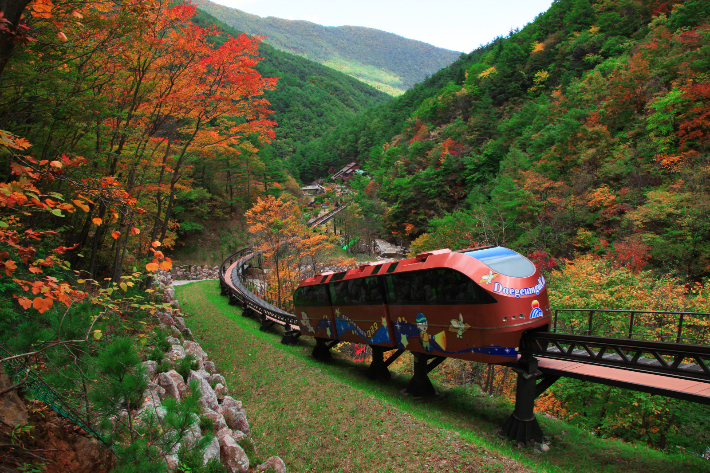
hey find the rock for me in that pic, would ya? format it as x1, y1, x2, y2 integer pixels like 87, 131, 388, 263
183, 328, 193, 339
214, 383, 228, 399
221, 396, 243, 411
142, 360, 157, 380
188, 369, 210, 382
231, 429, 246, 442
158, 370, 188, 399
167, 336, 181, 345
170, 299, 180, 310
168, 344, 186, 361
208, 373, 226, 386
216, 427, 234, 444
157, 372, 179, 400
184, 413, 203, 446
165, 454, 179, 471
0, 367, 28, 426
184, 341, 208, 367
158, 311, 175, 326
204, 361, 216, 373
175, 316, 187, 331
139, 383, 165, 413
168, 370, 189, 394
203, 435, 221, 465
147, 382, 166, 398
221, 408, 250, 437
74, 435, 115, 472
190, 372, 219, 410
202, 407, 228, 432
255, 456, 287, 473
219, 433, 250, 473
540, 443, 550, 452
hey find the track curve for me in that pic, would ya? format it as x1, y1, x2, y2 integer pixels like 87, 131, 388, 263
219, 202, 352, 334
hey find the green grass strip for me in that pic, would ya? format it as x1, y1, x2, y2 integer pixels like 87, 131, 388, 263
176, 281, 708, 473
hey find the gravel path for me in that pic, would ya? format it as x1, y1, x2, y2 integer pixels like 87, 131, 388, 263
172, 279, 218, 286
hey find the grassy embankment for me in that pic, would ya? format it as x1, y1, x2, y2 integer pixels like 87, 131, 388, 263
176, 281, 708, 473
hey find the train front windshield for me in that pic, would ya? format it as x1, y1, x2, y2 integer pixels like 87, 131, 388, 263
463, 247, 536, 278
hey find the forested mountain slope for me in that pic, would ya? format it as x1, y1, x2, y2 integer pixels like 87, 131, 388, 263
190, 0, 462, 96
192, 7, 391, 180
293, 0, 710, 282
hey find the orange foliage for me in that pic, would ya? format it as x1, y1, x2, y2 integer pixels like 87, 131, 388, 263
246, 196, 355, 311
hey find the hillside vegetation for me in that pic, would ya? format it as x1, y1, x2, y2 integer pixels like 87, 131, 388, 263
192, 7, 391, 186
292, 0, 710, 283
190, 0, 462, 96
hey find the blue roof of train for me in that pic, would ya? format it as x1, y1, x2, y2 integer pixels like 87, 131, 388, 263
463, 246, 536, 278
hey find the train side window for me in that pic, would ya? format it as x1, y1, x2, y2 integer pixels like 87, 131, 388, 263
385, 269, 495, 304
362, 277, 383, 304
329, 281, 349, 305
330, 277, 383, 305
294, 285, 330, 307
385, 275, 397, 302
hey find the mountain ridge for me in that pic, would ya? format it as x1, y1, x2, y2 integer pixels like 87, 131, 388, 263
190, 0, 462, 96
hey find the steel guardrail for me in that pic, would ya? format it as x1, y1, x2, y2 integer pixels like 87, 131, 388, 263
521, 331, 710, 382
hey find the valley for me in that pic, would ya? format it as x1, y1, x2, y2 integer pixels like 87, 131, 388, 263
1, 0, 710, 471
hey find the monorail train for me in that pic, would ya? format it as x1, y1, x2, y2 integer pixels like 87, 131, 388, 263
293, 245, 551, 364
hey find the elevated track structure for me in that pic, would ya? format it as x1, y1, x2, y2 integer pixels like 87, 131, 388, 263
306, 202, 351, 227
219, 220, 710, 444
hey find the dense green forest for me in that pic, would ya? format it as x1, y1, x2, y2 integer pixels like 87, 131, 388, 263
190, 0, 462, 96
294, 0, 710, 283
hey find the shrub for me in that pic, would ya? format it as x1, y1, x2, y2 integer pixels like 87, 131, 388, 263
147, 346, 165, 363
176, 354, 199, 381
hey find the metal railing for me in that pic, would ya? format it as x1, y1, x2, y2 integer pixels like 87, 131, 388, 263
550, 308, 710, 346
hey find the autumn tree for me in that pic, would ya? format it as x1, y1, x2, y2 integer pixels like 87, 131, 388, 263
245, 195, 353, 310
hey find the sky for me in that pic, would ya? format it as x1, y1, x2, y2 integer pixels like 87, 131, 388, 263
209, 0, 556, 52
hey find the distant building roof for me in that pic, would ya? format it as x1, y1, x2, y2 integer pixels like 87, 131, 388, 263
331, 162, 359, 180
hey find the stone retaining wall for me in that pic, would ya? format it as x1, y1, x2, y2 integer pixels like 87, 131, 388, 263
147, 269, 286, 473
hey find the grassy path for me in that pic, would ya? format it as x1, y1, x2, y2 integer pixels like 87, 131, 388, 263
176, 281, 708, 473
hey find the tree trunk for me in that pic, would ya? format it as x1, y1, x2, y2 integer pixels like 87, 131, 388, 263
0, 0, 33, 80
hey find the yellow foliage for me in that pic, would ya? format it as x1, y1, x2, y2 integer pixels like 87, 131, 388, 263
478, 67, 496, 79
245, 196, 355, 311
531, 41, 545, 53
548, 255, 710, 341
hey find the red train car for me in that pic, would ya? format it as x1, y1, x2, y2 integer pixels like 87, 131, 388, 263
293, 246, 551, 363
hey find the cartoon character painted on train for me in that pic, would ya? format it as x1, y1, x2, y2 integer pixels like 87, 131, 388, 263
416, 312, 431, 351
